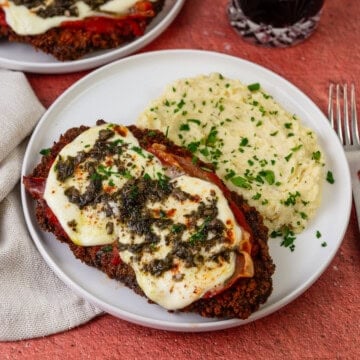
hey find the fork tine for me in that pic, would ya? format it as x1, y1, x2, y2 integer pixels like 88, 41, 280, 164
351, 83, 360, 146
328, 83, 334, 128
336, 84, 344, 143
344, 84, 351, 145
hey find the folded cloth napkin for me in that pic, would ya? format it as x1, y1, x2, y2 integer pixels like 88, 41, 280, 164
0, 70, 102, 342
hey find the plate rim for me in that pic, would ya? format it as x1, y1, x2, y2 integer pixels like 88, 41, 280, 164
0, 0, 186, 74
21, 49, 352, 332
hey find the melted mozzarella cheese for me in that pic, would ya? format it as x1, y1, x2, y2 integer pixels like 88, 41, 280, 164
2, 1, 91, 36
44, 123, 254, 310
1, 0, 155, 35
119, 176, 243, 310
100, 0, 138, 13
44, 123, 164, 246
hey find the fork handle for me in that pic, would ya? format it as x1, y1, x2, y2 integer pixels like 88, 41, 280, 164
345, 152, 360, 231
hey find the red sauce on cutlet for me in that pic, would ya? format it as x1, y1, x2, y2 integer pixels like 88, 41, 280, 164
0, 9, 7, 28
60, 0, 154, 35
60, 17, 143, 35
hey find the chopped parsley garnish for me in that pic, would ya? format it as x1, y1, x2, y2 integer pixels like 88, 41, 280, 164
146, 131, 157, 137
259, 159, 268, 167
131, 146, 146, 158
97, 165, 117, 179
187, 118, 201, 125
120, 169, 133, 179
189, 217, 210, 245
258, 170, 275, 185
101, 245, 113, 252
291, 145, 302, 152
171, 224, 184, 233
157, 172, 170, 191
40, 148, 51, 156
270, 230, 283, 238
271, 228, 297, 251
90, 172, 103, 182
130, 185, 139, 199
280, 227, 296, 252
312, 151, 321, 161
200, 147, 209, 157
230, 176, 252, 189
187, 141, 200, 153
225, 169, 236, 180
179, 123, 190, 131
177, 99, 186, 109
326, 171, 335, 184
259, 106, 266, 116
284, 191, 300, 206
316, 230, 322, 238
205, 126, 219, 147
247, 83, 260, 91
239, 137, 249, 147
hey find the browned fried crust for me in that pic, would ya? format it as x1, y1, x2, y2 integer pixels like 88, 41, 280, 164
1, 24, 148, 61
28, 121, 275, 319
0, 0, 165, 61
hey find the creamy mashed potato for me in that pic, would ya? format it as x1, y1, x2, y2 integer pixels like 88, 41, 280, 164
137, 73, 324, 234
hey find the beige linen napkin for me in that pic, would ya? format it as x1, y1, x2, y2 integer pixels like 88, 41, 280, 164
0, 70, 102, 342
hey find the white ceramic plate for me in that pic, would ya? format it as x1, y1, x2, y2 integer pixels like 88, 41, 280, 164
0, 0, 185, 74
21, 50, 352, 332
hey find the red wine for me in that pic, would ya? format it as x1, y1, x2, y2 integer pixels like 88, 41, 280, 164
238, 0, 325, 27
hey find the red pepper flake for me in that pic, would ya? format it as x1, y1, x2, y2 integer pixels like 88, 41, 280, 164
167, 208, 177, 217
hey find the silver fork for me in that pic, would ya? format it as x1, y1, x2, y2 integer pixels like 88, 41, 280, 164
328, 83, 360, 229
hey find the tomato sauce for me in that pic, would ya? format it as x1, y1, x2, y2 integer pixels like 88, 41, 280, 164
0, 9, 7, 28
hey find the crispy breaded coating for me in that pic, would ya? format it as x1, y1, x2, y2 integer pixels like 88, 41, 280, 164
25, 122, 275, 319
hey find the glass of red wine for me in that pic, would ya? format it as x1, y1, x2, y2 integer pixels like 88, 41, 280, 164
228, 0, 325, 47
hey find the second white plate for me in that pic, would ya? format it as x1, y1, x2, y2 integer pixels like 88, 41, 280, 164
21, 49, 351, 332
0, 0, 185, 74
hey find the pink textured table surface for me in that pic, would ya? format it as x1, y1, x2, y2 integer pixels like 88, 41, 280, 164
2, 0, 360, 358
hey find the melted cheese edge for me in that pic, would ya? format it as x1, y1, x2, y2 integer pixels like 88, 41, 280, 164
44, 124, 253, 310
0, 0, 155, 35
